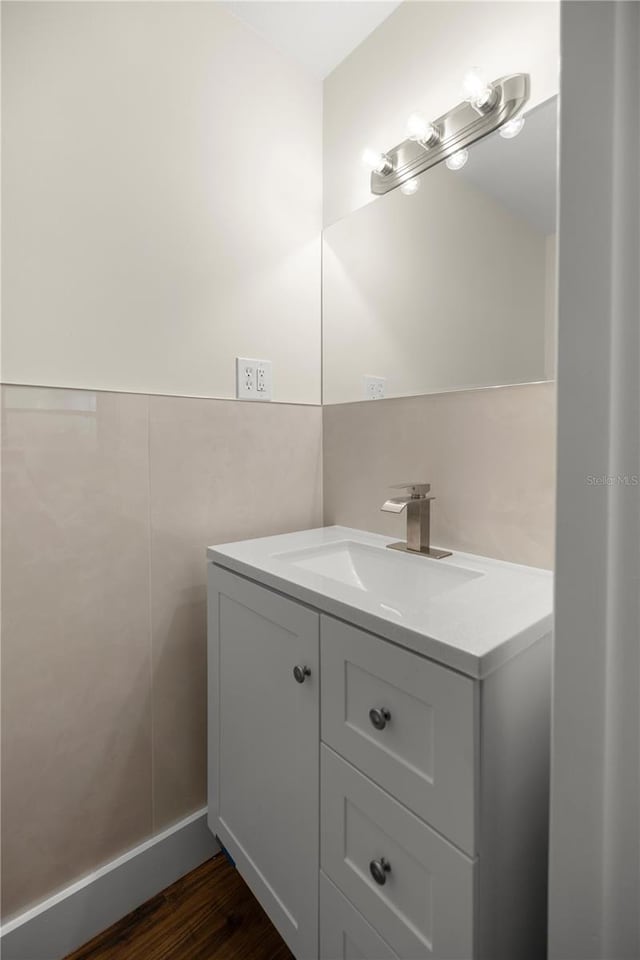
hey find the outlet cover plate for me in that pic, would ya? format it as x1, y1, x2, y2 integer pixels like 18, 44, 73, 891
236, 357, 272, 401
364, 375, 386, 400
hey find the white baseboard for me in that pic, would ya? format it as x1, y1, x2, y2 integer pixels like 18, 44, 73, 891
0, 808, 219, 960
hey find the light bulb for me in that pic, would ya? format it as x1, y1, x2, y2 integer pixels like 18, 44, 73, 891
445, 149, 469, 171
406, 113, 439, 147
462, 67, 496, 112
400, 177, 420, 196
362, 147, 393, 175
499, 115, 526, 139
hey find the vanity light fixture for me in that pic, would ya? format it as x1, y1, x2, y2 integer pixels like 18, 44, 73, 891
499, 115, 526, 139
406, 113, 440, 148
366, 72, 529, 197
362, 148, 394, 176
462, 67, 499, 115
445, 149, 469, 172
400, 177, 421, 196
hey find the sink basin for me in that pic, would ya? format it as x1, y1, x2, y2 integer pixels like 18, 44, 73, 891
207, 525, 553, 677
273, 540, 481, 615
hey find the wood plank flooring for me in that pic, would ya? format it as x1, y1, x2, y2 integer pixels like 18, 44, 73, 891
65, 854, 294, 960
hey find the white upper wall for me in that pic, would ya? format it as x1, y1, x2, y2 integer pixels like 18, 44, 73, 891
323, 0, 560, 226
1, 2, 322, 403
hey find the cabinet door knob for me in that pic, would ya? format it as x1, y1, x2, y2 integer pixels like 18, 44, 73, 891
369, 707, 391, 730
369, 857, 391, 886
293, 665, 311, 684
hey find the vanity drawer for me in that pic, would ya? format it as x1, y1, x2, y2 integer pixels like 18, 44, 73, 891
321, 616, 477, 853
320, 871, 399, 960
321, 746, 475, 960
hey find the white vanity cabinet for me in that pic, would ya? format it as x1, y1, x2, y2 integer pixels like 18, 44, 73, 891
207, 527, 552, 960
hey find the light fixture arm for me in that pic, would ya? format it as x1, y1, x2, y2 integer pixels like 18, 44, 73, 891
370, 73, 529, 196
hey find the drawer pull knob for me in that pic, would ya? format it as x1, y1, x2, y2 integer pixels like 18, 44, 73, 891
369, 857, 391, 886
293, 665, 311, 684
369, 707, 391, 730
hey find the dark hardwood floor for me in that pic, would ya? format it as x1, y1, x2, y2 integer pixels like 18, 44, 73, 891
65, 854, 294, 960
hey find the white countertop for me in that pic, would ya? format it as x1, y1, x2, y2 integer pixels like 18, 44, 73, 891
207, 526, 553, 678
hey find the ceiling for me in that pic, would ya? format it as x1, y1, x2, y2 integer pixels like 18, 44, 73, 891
222, 1, 403, 79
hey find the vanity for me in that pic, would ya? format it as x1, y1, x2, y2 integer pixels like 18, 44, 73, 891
207, 526, 553, 960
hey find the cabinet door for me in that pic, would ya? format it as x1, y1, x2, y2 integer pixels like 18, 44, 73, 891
208, 564, 320, 960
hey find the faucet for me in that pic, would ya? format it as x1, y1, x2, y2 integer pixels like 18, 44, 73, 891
381, 482, 452, 559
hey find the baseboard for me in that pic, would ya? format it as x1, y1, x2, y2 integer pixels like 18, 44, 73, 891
0, 808, 219, 960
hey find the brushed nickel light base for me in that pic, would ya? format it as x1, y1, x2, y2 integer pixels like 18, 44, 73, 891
387, 542, 453, 560
370, 73, 530, 196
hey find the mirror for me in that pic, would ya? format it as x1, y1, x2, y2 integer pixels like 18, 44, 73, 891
322, 96, 558, 404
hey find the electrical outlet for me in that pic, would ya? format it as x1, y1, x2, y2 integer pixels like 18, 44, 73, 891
255, 360, 272, 400
236, 357, 272, 401
236, 358, 256, 399
364, 375, 386, 400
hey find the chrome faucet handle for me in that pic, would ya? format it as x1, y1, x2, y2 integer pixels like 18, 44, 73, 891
389, 482, 432, 499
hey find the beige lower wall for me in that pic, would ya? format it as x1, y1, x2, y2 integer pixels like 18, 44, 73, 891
0, 385, 322, 919
323, 382, 556, 570
1, 379, 554, 919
